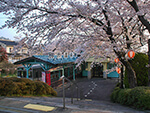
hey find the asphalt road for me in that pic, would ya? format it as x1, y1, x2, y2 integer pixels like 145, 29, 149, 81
56, 78, 118, 101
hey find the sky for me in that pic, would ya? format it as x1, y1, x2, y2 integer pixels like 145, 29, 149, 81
0, 13, 22, 41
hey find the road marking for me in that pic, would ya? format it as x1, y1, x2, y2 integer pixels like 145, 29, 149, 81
24, 104, 55, 112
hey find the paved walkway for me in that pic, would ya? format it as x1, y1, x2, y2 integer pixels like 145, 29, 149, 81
56, 78, 119, 101
0, 97, 148, 113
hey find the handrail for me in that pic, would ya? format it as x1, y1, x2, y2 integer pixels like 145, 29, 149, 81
64, 76, 79, 103
60, 76, 83, 105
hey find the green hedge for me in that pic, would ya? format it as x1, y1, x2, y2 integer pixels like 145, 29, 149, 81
111, 87, 150, 110
0, 77, 57, 96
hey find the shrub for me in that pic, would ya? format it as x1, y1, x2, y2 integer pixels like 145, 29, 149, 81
0, 77, 57, 96
34, 81, 57, 96
111, 87, 121, 102
0, 78, 17, 96
111, 87, 150, 110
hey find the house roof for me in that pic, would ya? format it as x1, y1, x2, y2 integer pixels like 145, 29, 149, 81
0, 40, 18, 46
14, 55, 77, 66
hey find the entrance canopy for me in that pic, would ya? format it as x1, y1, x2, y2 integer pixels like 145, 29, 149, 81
14, 55, 77, 79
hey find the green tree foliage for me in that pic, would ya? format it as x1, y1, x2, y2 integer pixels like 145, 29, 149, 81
124, 53, 148, 87
0, 61, 17, 75
0, 46, 8, 62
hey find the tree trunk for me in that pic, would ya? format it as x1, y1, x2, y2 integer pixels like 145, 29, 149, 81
120, 64, 124, 89
121, 59, 137, 88
148, 39, 150, 86
102, 7, 137, 88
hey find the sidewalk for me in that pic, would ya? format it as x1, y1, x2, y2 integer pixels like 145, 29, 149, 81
0, 97, 148, 113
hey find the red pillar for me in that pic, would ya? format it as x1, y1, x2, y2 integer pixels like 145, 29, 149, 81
45, 71, 51, 86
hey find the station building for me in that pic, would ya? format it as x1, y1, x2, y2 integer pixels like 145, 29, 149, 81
14, 53, 119, 86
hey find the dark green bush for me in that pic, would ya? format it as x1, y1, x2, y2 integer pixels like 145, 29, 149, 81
0, 77, 57, 96
111, 87, 121, 102
34, 81, 57, 96
111, 87, 150, 110
0, 78, 17, 96
41, 82, 57, 96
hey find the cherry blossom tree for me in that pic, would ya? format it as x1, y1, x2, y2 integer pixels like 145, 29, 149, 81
0, 0, 149, 87
0, 46, 8, 62
126, 0, 150, 33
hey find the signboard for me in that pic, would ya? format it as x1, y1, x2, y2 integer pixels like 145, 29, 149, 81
42, 72, 46, 83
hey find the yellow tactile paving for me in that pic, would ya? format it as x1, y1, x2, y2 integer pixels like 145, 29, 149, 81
24, 104, 55, 112
85, 99, 92, 101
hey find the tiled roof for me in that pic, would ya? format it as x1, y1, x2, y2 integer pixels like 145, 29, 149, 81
0, 40, 18, 46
